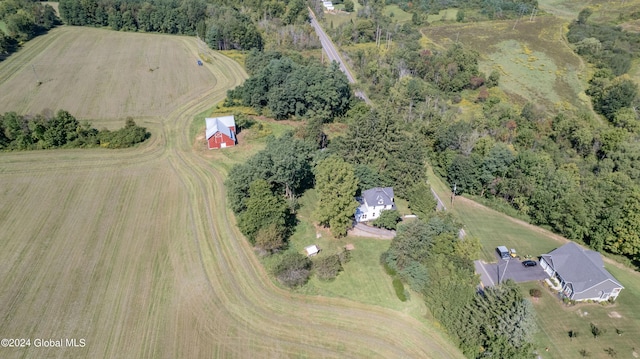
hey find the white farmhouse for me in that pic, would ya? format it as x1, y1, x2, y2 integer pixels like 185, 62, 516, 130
355, 187, 396, 222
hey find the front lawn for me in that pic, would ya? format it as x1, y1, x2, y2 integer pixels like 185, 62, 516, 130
523, 281, 639, 358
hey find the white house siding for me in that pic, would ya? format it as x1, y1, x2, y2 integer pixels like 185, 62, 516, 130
572, 280, 623, 301
540, 258, 554, 277
356, 204, 386, 222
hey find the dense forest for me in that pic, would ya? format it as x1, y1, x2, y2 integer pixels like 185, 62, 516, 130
58, 0, 208, 34
226, 51, 352, 121
0, 110, 150, 150
0, 0, 59, 59
57, 0, 313, 52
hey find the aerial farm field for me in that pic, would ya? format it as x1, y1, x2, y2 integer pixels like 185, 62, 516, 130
0, 27, 220, 126
0, 27, 464, 358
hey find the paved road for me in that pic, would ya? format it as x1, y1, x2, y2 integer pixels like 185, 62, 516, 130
308, 9, 372, 105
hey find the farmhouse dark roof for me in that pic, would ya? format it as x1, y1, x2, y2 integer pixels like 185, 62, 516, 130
362, 187, 394, 207
541, 242, 623, 293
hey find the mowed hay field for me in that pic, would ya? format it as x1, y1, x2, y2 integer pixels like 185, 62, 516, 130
0, 26, 219, 124
0, 27, 464, 358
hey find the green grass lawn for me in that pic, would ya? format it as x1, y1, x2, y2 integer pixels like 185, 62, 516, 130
0, 21, 7, 35
427, 9, 460, 23
523, 281, 640, 359
383, 5, 413, 24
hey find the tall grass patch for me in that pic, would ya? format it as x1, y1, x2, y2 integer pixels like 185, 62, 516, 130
427, 16, 585, 109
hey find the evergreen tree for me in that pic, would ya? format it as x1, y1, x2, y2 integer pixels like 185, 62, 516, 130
314, 156, 360, 237
407, 182, 438, 219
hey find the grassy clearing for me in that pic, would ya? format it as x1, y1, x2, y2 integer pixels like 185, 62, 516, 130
427, 166, 640, 358
427, 9, 460, 24
322, 2, 363, 30
0, 20, 7, 35
427, 16, 586, 110
220, 49, 247, 67
383, 5, 413, 24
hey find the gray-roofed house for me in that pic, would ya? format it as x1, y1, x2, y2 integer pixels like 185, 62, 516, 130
540, 242, 624, 302
355, 187, 396, 222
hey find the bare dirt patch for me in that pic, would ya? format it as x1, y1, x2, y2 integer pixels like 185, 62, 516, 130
608, 311, 623, 318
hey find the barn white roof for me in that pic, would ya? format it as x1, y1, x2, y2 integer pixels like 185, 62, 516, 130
205, 115, 235, 140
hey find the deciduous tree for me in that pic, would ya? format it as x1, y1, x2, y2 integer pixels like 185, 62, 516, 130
372, 209, 401, 230
238, 179, 289, 244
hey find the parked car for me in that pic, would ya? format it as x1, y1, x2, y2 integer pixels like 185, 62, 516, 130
522, 260, 537, 267
496, 246, 510, 260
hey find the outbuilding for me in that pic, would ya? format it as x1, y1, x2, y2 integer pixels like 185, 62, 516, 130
305, 245, 320, 257
206, 115, 236, 149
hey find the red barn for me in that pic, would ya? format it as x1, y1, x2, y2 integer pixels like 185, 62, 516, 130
206, 115, 236, 149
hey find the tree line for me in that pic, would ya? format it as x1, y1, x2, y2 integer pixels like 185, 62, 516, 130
58, 0, 207, 34
57, 0, 314, 53
0, 0, 59, 60
0, 110, 150, 150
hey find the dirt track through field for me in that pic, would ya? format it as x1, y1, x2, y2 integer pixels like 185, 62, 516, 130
0, 28, 464, 358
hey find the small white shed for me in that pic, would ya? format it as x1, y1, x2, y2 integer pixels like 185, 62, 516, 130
305, 245, 320, 257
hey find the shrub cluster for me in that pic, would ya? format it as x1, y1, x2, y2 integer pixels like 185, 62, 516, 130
0, 111, 149, 150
